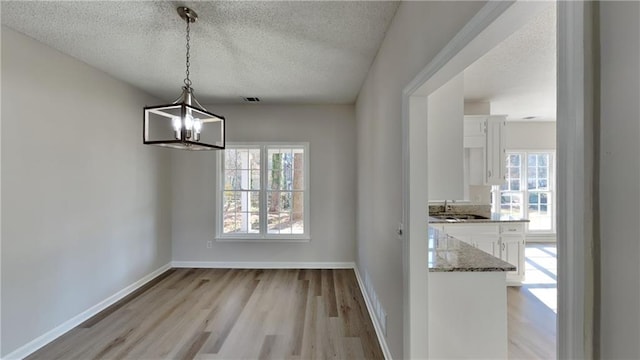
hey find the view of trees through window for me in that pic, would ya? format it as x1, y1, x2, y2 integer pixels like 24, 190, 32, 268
493, 152, 554, 232
222, 146, 305, 236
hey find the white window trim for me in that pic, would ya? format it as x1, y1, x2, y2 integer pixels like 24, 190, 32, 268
215, 142, 311, 242
492, 149, 556, 235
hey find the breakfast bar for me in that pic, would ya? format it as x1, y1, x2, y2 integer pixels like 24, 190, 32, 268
427, 226, 514, 359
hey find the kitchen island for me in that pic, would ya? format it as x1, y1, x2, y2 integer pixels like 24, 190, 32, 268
428, 226, 514, 359
430, 214, 530, 285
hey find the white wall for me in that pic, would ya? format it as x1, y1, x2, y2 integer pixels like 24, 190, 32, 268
171, 104, 356, 264
599, 1, 640, 358
504, 121, 556, 150
1, 27, 172, 356
428, 73, 464, 201
355, 2, 486, 357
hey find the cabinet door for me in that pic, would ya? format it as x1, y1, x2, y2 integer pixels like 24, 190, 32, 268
463, 117, 486, 148
501, 235, 524, 277
485, 117, 506, 185
473, 235, 500, 257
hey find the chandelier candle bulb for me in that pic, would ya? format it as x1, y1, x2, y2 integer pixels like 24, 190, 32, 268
143, 7, 225, 150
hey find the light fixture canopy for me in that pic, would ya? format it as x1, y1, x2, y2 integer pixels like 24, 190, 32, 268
144, 7, 225, 150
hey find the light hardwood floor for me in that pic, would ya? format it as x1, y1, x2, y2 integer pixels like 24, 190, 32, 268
27, 269, 384, 360
508, 243, 557, 359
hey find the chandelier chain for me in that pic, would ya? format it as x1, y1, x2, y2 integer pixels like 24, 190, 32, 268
184, 19, 192, 88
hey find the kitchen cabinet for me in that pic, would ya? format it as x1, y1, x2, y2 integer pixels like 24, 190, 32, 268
474, 235, 500, 258
439, 221, 525, 285
499, 223, 525, 284
463, 116, 486, 147
463, 115, 506, 186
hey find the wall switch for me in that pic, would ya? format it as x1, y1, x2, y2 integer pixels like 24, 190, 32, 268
206, 240, 212, 249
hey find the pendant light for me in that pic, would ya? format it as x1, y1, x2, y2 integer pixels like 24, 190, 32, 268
143, 7, 225, 150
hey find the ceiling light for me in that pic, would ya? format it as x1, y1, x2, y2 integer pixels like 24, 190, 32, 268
143, 7, 225, 150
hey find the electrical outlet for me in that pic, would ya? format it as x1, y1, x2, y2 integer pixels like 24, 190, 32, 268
206, 240, 212, 249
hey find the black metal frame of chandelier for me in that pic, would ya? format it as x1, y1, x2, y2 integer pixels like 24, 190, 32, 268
143, 103, 226, 150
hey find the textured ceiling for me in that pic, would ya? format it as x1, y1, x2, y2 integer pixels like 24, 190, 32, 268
464, 2, 556, 121
1, 1, 399, 104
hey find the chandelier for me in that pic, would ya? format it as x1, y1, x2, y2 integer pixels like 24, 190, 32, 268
143, 7, 225, 150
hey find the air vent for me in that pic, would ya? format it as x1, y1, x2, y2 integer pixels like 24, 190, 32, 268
243, 97, 260, 103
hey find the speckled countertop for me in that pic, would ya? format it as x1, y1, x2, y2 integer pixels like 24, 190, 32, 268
428, 213, 530, 224
428, 226, 516, 272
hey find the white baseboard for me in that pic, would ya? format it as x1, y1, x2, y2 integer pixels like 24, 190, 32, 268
2, 262, 172, 360
526, 235, 557, 243
353, 266, 393, 360
171, 261, 356, 269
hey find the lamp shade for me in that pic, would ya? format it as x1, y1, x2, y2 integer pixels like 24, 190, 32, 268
143, 102, 225, 150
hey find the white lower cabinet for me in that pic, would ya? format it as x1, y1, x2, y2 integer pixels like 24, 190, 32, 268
474, 235, 500, 258
441, 222, 525, 285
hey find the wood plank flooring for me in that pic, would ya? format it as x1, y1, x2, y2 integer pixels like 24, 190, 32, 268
507, 286, 556, 359
507, 243, 557, 359
27, 269, 384, 360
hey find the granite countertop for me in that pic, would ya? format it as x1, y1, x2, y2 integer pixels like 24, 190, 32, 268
428, 226, 516, 272
428, 213, 530, 224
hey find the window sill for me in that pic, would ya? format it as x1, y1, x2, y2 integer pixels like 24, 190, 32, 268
215, 236, 311, 243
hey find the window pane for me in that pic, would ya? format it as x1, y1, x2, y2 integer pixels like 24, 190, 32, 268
499, 191, 523, 219
236, 149, 249, 169
222, 190, 261, 234
251, 170, 261, 190
528, 191, 552, 231
267, 212, 282, 234
538, 167, 548, 180
538, 154, 548, 166
249, 213, 260, 233
249, 149, 260, 170
509, 154, 521, 167
225, 149, 237, 169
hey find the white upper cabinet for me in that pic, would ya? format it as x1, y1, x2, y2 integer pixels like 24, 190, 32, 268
463, 116, 486, 148
464, 115, 506, 186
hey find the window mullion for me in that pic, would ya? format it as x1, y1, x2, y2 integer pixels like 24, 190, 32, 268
260, 145, 267, 237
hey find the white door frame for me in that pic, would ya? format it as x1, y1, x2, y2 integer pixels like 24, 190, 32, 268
401, 1, 594, 358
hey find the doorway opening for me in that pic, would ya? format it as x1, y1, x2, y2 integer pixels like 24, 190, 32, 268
402, 1, 594, 358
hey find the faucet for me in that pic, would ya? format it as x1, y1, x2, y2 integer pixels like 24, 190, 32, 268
443, 200, 451, 213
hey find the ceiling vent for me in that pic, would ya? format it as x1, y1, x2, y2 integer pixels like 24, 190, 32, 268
243, 97, 260, 103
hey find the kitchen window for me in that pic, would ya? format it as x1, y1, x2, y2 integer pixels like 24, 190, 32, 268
217, 143, 309, 241
491, 151, 555, 233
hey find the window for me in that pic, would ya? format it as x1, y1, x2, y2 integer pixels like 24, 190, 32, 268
217, 143, 309, 240
492, 151, 555, 233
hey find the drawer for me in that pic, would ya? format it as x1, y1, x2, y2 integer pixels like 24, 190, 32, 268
500, 223, 524, 234
445, 223, 499, 235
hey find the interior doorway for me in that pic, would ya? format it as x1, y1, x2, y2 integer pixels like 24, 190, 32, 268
401, 1, 595, 358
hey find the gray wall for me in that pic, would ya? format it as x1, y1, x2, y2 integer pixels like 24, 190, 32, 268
428, 73, 464, 200
1, 27, 172, 356
355, 2, 486, 357
599, 1, 640, 358
171, 104, 356, 263
504, 121, 556, 150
